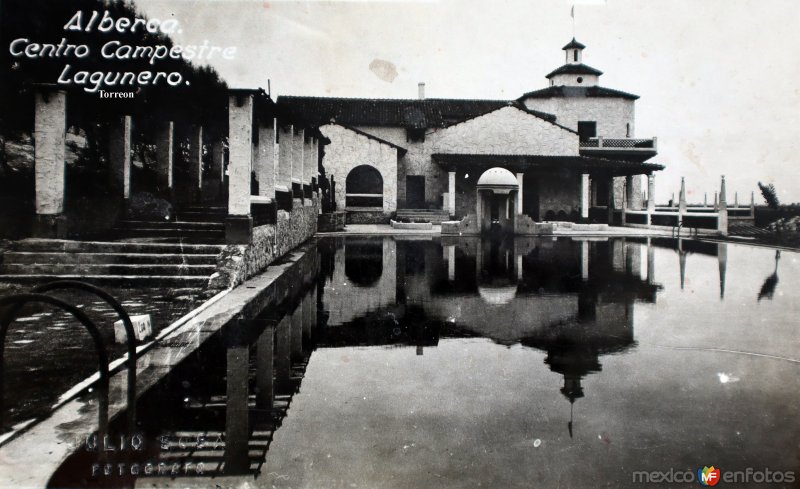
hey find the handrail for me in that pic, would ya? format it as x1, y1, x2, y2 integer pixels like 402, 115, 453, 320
0, 293, 110, 435
32, 281, 137, 432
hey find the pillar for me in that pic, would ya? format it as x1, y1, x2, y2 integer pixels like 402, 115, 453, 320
109, 115, 132, 200
621, 187, 628, 225
646, 174, 655, 212
516, 172, 524, 215
750, 191, 755, 218
718, 243, 727, 300
607, 176, 615, 225
447, 245, 456, 281
302, 289, 316, 342
278, 124, 293, 190
678, 177, 687, 224
187, 125, 203, 201
226, 91, 254, 243
734, 192, 738, 208
476, 190, 484, 232
646, 238, 655, 285
581, 240, 589, 281
291, 305, 303, 361
224, 340, 250, 474
303, 136, 314, 187
718, 175, 728, 235
33, 88, 68, 238
624, 176, 634, 210
156, 121, 174, 192
448, 171, 456, 215
255, 325, 274, 411
255, 122, 276, 199
580, 173, 590, 219
275, 315, 292, 393
293, 128, 304, 187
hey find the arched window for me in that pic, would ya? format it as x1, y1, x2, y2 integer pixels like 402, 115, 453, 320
346, 165, 383, 207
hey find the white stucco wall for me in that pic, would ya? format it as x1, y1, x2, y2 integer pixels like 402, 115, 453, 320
431, 106, 579, 156
549, 74, 599, 87
521, 96, 635, 138
319, 124, 398, 212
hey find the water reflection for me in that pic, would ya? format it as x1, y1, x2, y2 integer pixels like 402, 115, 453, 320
44, 235, 800, 489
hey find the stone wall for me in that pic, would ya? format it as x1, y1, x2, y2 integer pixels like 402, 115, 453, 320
520, 96, 635, 138
318, 124, 398, 213
210, 197, 319, 289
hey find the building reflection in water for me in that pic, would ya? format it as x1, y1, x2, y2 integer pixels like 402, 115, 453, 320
46, 235, 733, 487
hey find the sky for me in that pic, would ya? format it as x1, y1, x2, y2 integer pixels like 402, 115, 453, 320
136, 0, 800, 204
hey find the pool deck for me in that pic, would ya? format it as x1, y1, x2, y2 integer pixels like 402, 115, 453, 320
318, 224, 687, 237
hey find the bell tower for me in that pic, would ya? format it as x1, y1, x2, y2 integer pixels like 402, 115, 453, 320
564, 38, 585, 64
546, 38, 602, 87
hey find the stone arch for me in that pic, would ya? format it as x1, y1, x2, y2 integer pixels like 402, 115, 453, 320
345, 164, 383, 207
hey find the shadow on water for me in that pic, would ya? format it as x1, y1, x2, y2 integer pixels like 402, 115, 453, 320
45, 234, 763, 488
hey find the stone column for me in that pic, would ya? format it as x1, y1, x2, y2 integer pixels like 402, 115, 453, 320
291, 305, 303, 361
581, 240, 589, 281
607, 176, 616, 225
278, 125, 293, 190
475, 190, 484, 232
303, 136, 314, 186
625, 176, 635, 210
678, 177, 687, 214
447, 245, 456, 281
448, 171, 456, 216
109, 115, 132, 200
311, 138, 319, 191
646, 238, 655, 285
255, 122, 276, 199
226, 91, 254, 243
718, 175, 728, 235
208, 139, 225, 201
255, 325, 274, 411
33, 87, 67, 238
275, 315, 292, 393
293, 128, 304, 187
580, 173, 590, 219
516, 172, 524, 216
224, 340, 250, 474
718, 243, 727, 300
156, 121, 174, 193
750, 191, 755, 218
187, 125, 203, 202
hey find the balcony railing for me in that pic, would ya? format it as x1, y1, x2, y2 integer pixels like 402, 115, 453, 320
580, 137, 658, 150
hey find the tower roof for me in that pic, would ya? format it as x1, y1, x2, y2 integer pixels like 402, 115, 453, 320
562, 38, 586, 50
545, 63, 603, 79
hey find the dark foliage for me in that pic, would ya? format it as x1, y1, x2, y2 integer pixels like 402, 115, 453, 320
758, 181, 780, 210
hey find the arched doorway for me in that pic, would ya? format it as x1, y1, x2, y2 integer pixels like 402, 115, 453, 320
476, 167, 519, 234
345, 165, 383, 208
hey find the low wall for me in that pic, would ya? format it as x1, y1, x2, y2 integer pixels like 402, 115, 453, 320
210, 197, 319, 288
318, 211, 346, 232
346, 209, 392, 224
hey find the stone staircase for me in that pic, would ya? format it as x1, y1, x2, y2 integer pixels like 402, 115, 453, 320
0, 239, 225, 287
113, 206, 228, 242
395, 208, 452, 224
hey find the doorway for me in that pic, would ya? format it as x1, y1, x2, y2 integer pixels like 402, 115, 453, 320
406, 176, 425, 208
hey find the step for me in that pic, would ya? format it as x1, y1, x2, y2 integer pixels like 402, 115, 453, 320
113, 228, 225, 239
0, 274, 212, 287
117, 220, 225, 230
11, 239, 225, 255
2, 252, 220, 265
0, 263, 217, 277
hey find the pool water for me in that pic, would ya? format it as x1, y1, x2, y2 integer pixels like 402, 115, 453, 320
49, 236, 800, 488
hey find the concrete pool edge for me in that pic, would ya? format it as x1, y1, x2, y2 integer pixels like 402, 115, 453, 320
0, 241, 318, 489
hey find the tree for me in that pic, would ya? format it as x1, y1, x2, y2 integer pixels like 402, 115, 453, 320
758, 182, 780, 209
